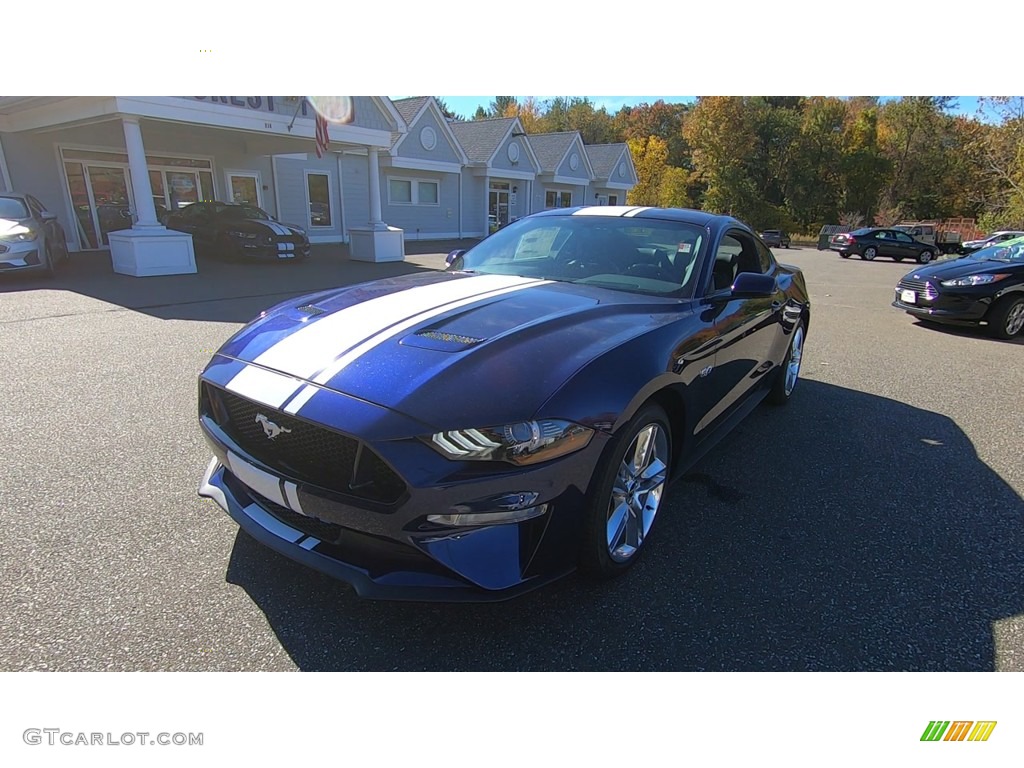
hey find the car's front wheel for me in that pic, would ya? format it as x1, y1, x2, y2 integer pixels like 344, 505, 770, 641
768, 320, 805, 405
988, 294, 1024, 339
579, 403, 671, 578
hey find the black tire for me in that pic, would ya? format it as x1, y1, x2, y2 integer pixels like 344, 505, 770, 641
767, 319, 806, 406
43, 246, 57, 277
987, 294, 1024, 339
840, 252, 850, 259
917, 250, 934, 264
579, 403, 672, 579
861, 247, 877, 261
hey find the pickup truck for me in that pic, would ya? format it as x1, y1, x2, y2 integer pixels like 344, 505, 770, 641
893, 222, 962, 254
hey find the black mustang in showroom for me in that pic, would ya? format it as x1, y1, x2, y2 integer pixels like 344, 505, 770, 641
164, 202, 310, 260
893, 235, 1024, 339
197, 206, 811, 600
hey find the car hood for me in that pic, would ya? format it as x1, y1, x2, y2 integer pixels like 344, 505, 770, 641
224, 219, 306, 236
905, 257, 1023, 281
217, 271, 687, 429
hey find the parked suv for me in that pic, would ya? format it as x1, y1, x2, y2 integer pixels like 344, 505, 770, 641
761, 230, 790, 248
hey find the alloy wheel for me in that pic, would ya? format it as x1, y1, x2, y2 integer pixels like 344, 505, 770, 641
785, 326, 805, 396
863, 247, 876, 261
606, 423, 669, 563
1007, 302, 1024, 336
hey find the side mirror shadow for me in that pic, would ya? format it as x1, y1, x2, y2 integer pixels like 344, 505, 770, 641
446, 249, 466, 267
731, 272, 777, 298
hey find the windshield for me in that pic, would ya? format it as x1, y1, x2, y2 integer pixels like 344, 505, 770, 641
0, 197, 30, 220
221, 205, 270, 220
971, 236, 1024, 262
453, 215, 707, 296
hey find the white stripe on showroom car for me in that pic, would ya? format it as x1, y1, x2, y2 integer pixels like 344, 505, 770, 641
248, 274, 544, 383
225, 365, 306, 409
265, 222, 292, 236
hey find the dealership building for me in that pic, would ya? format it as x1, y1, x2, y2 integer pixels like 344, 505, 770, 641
0, 96, 638, 275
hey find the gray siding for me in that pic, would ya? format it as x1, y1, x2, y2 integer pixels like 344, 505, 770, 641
341, 152, 371, 235
271, 154, 343, 236
397, 108, 461, 165
555, 139, 593, 183
382, 170, 460, 237
461, 172, 487, 237
490, 136, 537, 174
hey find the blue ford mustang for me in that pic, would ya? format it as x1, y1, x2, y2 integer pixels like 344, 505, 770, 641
198, 206, 811, 601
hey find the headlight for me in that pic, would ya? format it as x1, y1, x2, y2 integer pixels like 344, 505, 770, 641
940, 273, 1009, 287
428, 419, 593, 466
1, 225, 38, 242
226, 229, 257, 239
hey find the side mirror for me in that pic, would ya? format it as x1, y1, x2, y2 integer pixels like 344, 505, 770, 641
731, 272, 777, 298
40, 212, 57, 222
446, 249, 466, 267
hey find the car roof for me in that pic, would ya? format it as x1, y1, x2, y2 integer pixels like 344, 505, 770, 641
528, 205, 753, 233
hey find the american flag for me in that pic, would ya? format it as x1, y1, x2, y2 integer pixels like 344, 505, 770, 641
314, 113, 330, 158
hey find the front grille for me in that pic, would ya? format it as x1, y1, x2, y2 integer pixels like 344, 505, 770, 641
203, 383, 406, 504
897, 277, 938, 300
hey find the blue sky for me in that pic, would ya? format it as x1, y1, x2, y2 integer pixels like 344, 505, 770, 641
400, 96, 989, 120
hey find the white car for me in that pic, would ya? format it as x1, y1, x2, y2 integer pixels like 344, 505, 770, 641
0, 192, 70, 276
961, 230, 1024, 254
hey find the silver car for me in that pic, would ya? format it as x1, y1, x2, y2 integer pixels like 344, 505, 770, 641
0, 192, 70, 276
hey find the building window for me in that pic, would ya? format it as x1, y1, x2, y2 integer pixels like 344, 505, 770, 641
306, 172, 332, 227
545, 190, 572, 208
388, 177, 439, 206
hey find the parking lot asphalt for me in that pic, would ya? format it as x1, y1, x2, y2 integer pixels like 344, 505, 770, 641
2, 244, 1022, 671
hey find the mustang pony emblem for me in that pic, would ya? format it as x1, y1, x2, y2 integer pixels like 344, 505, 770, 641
255, 413, 292, 440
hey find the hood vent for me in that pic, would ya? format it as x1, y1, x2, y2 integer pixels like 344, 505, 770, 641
400, 329, 486, 352
296, 304, 327, 317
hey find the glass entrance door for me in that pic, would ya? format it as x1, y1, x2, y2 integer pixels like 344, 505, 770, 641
86, 166, 132, 246
489, 183, 510, 230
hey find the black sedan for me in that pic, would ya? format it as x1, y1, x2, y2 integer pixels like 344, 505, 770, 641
831, 227, 936, 263
197, 206, 810, 601
165, 202, 310, 261
892, 236, 1024, 339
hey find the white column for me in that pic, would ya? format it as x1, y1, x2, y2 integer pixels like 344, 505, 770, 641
121, 116, 161, 228
367, 146, 384, 230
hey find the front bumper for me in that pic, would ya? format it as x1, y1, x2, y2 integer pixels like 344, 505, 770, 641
197, 384, 609, 600
0, 240, 44, 271
234, 239, 311, 260
892, 285, 993, 325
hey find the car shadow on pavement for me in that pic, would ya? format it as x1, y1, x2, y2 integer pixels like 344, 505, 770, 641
0, 243, 466, 325
909, 319, 1024, 346
224, 379, 1024, 671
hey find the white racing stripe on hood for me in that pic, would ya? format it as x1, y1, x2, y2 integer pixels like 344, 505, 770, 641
225, 365, 306, 409
282, 277, 553, 415
264, 222, 292, 236
252, 274, 542, 383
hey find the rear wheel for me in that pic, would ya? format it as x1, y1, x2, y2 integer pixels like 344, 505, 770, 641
862, 247, 877, 261
987, 295, 1024, 339
579, 403, 671, 578
840, 251, 850, 259
917, 250, 934, 264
